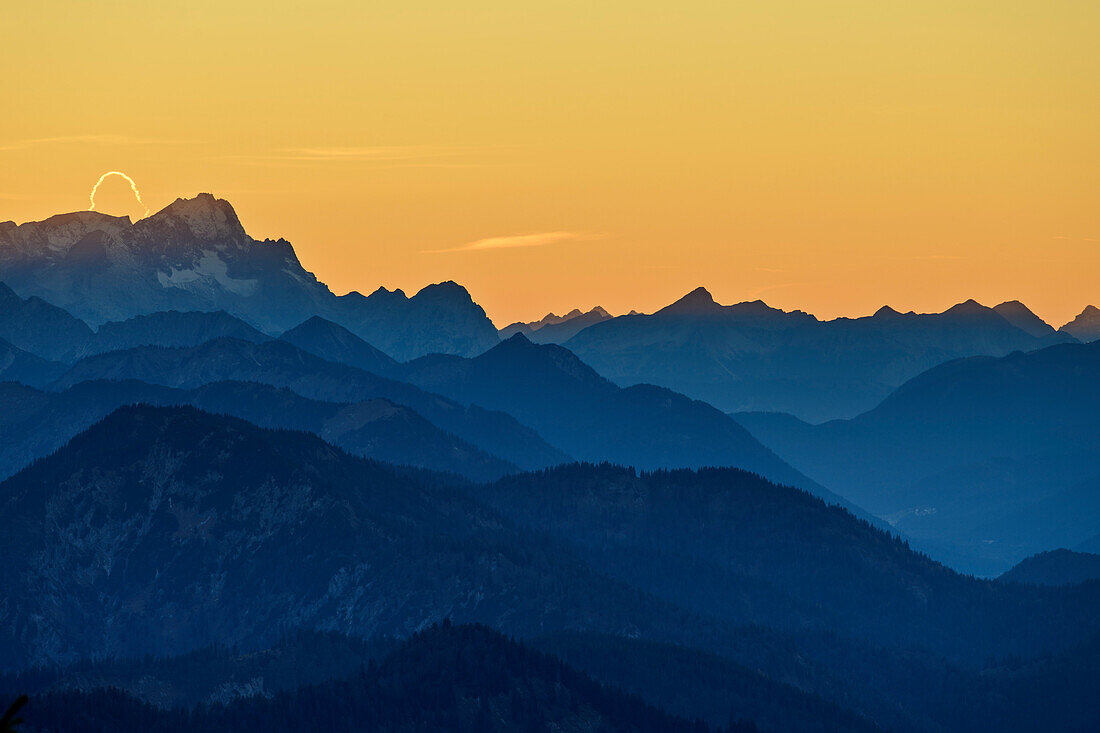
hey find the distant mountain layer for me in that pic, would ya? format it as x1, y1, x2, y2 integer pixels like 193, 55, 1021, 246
736, 340, 1100, 575
499, 306, 612, 343
89, 309, 269, 356
0, 195, 499, 359
1061, 305, 1100, 343
1000, 550, 1100, 587
53, 337, 568, 471
396, 333, 844, 507
0, 282, 93, 362
564, 288, 1076, 422
278, 315, 398, 377
0, 338, 66, 387
0, 379, 516, 483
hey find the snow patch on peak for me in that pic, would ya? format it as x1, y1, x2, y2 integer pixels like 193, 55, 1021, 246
157, 250, 259, 297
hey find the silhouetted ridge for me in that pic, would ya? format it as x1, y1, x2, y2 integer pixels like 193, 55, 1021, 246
279, 315, 398, 376
993, 300, 1057, 337
999, 549, 1100, 587
659, 286, 720, 315
1061, 305, 1100, 342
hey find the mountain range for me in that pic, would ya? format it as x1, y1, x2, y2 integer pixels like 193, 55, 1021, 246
0, 195, 499, 359
0, 379, 515, 483
3, 405, 1100, 732
563, 288, 1077, 422
1, 194, 1098, 731
395, 333, 841, 506
51, 336, 569, 471
499, 306, 612, 343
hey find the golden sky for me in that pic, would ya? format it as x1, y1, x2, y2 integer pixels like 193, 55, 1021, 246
2, 1, 1097, 327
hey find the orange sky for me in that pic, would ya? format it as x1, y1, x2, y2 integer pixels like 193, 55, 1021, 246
1, 1, 1097, 327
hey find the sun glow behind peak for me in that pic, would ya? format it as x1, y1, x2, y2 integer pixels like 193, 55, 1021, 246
89, 171, 149, 219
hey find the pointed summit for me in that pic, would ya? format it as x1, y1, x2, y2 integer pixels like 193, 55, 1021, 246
660, 287, 720, 315
1061, 305, 1100, 343
141, 193, 246, 241
873, 305, 902, 318
992, 300, 1055, 337
942, 299, 990, 317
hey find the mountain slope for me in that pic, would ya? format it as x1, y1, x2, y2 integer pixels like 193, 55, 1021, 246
1000, 550, 1100, 587
0, 338, 67, 387
993, 301, 1059, 338
279, 315, 399, 375
0, 282, 93, 361
535, 631, 883, 733
737, 340, 1100, 574
1061, 305, 1100, 342
565, 288, 1074, 422
469, 463, 1100, 664
54, 337, 569, 470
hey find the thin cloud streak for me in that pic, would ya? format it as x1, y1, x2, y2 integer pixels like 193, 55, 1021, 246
0, 134, 192, 152
219, 145, 479, 164
278, 145, 463, 161
425, 231, 602, 254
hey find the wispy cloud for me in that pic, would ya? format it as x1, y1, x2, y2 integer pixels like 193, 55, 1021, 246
0, 134, 191, 152
219, 145, 476, 165
276, 145, 463, 161
425, 231, 602, 254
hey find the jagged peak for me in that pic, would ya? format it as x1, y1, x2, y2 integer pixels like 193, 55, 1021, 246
1060, 305, 1100, 338
142, 193, 245, 240
366, 286, 409, 301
